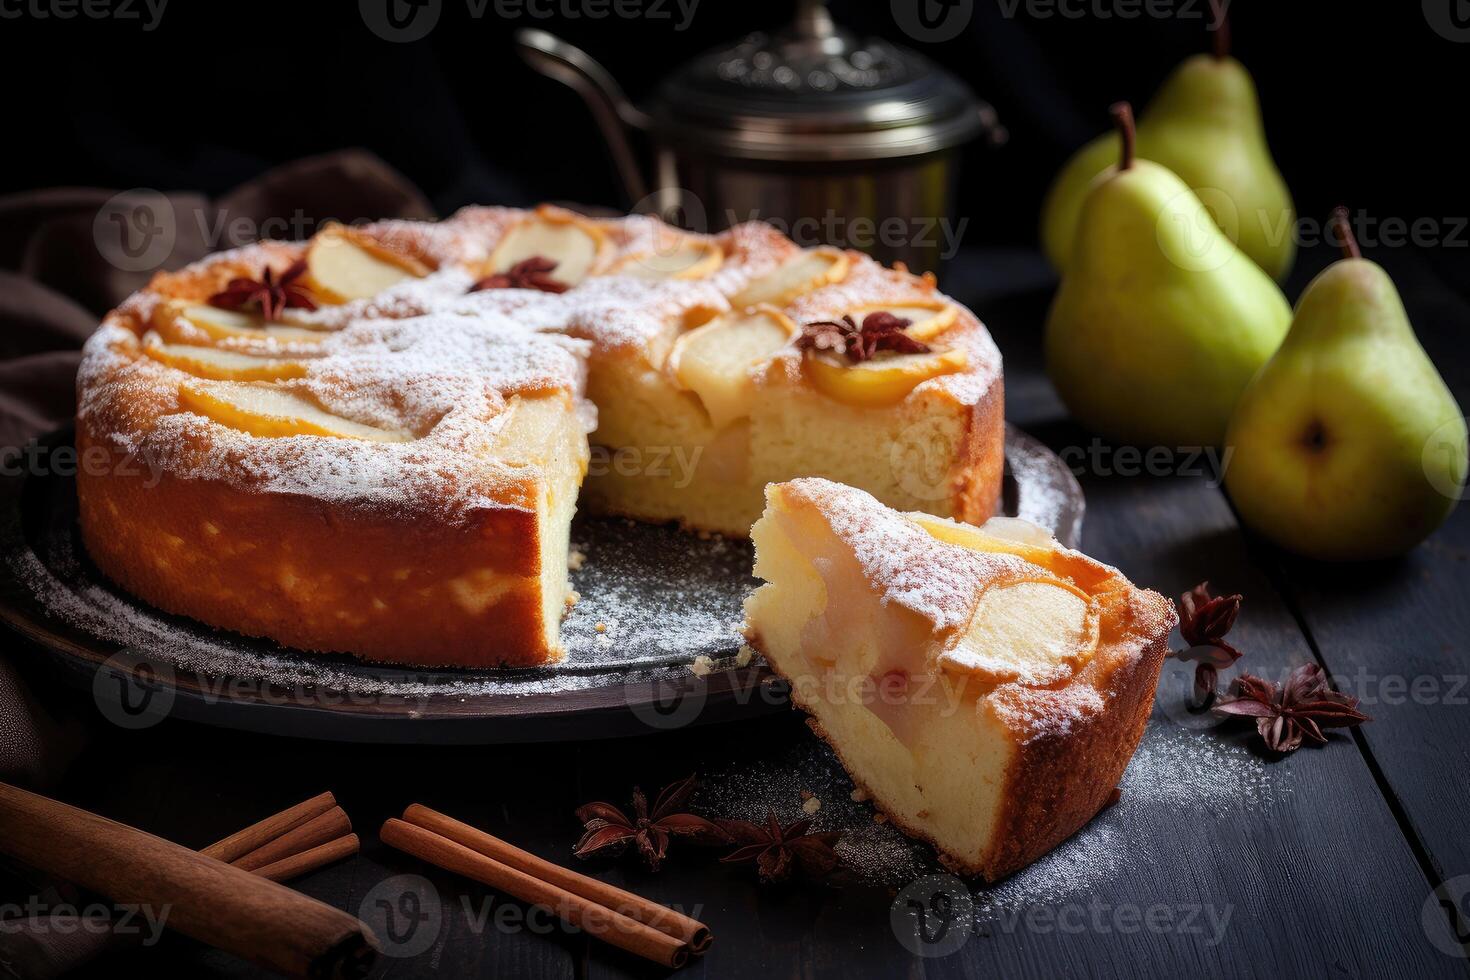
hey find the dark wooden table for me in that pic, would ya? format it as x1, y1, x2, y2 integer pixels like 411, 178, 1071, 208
4, 242, 1468, 979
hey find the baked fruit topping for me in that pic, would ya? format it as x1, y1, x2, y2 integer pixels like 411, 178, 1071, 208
729, 247, 849, 309
302, 224, 429, 303
176, 381, 413, 442
143, 337, 307, 382
667, 308, 797, 429
485, 210, 607, 289
611, 238, 723, 280
804, 347, 968, 408
152, 302, 326, 345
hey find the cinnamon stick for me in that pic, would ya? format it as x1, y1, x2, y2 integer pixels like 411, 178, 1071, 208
381, 818, 690, 969
0, 781, 377, 979
402, 804, 712, 953
203, 790, 337, 863
234, 807, 352, 872
255, 835, 361, 883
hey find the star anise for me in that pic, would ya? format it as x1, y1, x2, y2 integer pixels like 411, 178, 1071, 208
795, 312, 929, 363
1213, 663, 1371, 754
470, 256, 569, 294
573, 775, 727, 871
715, 812, 844, 884
207, 259, 318, 321
1172, 581, 1244, 706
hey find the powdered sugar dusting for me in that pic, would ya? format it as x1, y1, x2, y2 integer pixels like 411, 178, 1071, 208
81, 206, 998, 523
695, 714, 1284, 896
780, 478, 1034, 629
971, 719, 1283, 918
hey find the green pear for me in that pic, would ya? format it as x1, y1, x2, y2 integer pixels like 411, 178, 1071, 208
1225, 211, 1467, 560
1045, 103, 1292, 448
1041, 32, 1295, 281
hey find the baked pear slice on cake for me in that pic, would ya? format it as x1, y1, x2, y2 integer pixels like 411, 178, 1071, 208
743, 479, 1175, 879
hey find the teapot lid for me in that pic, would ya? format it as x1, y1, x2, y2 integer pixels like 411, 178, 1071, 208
651, 1, 995, 161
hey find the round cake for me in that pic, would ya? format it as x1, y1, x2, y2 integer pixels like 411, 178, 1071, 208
75, 205, 1005, 667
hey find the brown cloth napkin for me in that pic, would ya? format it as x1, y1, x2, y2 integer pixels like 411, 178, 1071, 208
0, 150, 435, 978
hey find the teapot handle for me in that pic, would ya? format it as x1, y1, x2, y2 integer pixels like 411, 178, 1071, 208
514, 29, 652, 204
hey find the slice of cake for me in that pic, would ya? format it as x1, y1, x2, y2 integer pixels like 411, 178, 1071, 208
743, 479, 1175, 879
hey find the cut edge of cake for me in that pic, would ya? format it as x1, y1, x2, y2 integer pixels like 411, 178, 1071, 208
742, 478, 1176, 880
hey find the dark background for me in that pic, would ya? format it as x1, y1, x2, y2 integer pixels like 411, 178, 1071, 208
1, 0, 1464, 265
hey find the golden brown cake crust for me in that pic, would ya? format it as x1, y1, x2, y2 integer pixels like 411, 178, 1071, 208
972, 590, 1172, 879
953, 372, 1005, 526
75, 430, 553, 668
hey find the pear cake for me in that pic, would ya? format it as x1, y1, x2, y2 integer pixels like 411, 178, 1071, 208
743, 479, 1175, 878
75, 206, 1003, 667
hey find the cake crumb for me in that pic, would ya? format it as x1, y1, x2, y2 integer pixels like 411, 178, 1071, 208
850, 788, 870, 803
802, 797, 821, 815
735, 644, 755, 667
873, 813, 888, 825
567, 549, 586, 571
565, 590, 581, 607
690, 655, 714, 677
595, 622, 607, 633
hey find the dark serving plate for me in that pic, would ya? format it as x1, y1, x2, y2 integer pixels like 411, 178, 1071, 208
0, 424, 1082, 744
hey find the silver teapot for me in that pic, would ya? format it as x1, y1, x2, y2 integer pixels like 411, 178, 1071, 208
515, 0, 1003, 271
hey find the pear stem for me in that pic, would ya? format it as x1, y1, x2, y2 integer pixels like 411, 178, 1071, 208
1332, 206, 1362, 259
1110, 102, 1136, 171
1210, 0, 1231, 59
